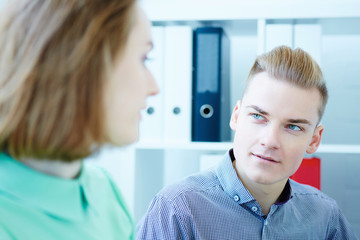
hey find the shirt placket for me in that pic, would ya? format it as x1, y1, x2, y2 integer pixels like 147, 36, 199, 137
261, 205, 280, 240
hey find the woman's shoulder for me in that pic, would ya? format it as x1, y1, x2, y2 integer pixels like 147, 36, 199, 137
83, 163, 112, 180
82, 163, 118, 192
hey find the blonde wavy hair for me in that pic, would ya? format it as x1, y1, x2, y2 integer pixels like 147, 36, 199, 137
0, 0, 136, 161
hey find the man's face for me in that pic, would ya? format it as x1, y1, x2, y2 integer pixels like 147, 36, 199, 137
230, 72, 324, 187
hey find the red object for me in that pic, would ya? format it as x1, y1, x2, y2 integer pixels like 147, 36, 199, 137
290, 157, 321, 190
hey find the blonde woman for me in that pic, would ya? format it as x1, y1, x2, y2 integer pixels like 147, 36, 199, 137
0, 0, 158, 239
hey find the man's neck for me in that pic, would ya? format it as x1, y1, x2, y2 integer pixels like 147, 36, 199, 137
245, 179, 287, 215
20, 157, 82, 179
232, 160, 287, 215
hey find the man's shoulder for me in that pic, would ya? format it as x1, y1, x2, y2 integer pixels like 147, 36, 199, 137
157, 168, 220, 203
290, 180, 337, 206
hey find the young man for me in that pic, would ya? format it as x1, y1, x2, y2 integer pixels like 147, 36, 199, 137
137, 46, 358, 239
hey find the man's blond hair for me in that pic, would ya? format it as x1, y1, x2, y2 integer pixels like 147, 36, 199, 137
245, 46, 328, 122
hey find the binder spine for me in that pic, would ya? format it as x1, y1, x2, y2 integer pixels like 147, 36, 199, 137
192, 27, 230, 142
163, 26, 192, 143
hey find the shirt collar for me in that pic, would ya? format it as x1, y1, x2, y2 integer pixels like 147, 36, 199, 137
275, 180, 292, 205
216, 149, 292, 205
0, 152, 92, 221
216, 149, 254, 204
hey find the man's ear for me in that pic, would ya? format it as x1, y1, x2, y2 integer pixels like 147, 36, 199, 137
306, 124, 324, 154
230, 100, 241, 131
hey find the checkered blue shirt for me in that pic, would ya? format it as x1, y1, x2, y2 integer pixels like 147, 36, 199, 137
137, 149, 358, 240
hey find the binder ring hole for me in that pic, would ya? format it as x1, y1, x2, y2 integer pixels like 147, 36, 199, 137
173, 107, 181, 115
200, 104, 214, 118
147, 107, 154, 115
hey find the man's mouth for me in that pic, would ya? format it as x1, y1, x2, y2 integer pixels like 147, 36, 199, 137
252, 153, 279, 163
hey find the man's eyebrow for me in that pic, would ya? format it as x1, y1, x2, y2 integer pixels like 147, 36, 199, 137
288, 119, 312, 126
246, 105, 269, 116
246, 105, 313, 126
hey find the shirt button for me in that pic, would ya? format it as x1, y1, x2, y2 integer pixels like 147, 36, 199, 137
251, 206, 258, 212
233, 195, 240, 202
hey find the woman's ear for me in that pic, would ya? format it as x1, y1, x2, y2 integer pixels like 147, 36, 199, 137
306, 124, 324, 154
230, 100, 241, 131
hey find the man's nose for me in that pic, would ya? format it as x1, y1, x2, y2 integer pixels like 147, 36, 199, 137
259, 124, 281, 150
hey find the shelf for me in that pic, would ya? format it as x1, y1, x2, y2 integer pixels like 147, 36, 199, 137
141, 0, 360, 22
317, 145, 360, 154
135, 142, 360, 154
136, 141, 232, 151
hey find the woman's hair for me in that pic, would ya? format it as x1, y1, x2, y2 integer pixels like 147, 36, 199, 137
0, 0, 136, 161
245, 46, 328, 122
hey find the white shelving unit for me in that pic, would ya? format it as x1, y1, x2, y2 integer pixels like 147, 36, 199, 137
141, 0, 360, 20
136, 142, 360, 154
91, 1, 360, 236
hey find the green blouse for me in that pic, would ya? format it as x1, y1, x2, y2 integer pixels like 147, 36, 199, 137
0, 152, 134, 240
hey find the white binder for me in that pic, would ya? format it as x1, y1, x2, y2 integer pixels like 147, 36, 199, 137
163, 26, 193, 143
139, 26, 165, 144
294, 24, 322, 65
265, 24, 293, 52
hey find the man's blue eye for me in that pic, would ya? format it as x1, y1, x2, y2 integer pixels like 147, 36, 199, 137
252, 114, 263, 120
288, 124, 301, 131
